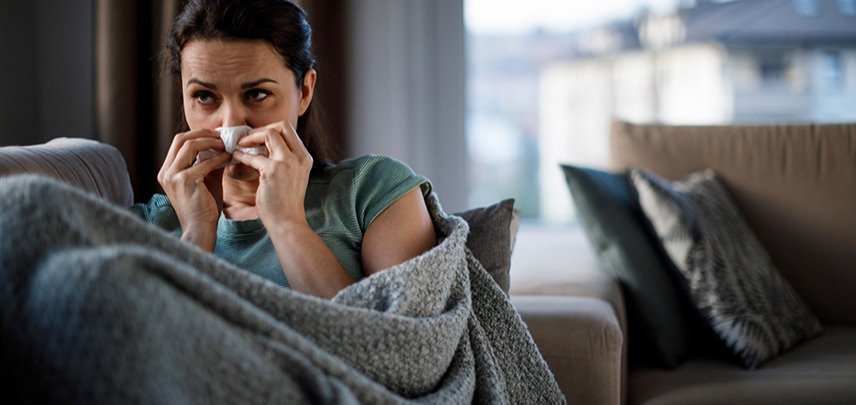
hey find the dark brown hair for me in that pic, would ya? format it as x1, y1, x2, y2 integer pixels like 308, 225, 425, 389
166, 0, 335, 167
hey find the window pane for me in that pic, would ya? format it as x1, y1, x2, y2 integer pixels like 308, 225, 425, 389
466, 0, 856, 222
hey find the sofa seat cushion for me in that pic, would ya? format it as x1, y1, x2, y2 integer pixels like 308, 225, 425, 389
628, 326, 856, 405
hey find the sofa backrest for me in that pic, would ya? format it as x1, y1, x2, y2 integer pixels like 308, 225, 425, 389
0, 137, 134, 207
609, 121, 856, 324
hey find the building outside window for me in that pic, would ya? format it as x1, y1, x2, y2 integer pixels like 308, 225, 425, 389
466, 0, 856, 223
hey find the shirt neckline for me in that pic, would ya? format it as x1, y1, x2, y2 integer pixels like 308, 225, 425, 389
217, 212, 266, 238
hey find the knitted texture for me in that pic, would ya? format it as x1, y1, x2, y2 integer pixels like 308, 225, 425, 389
0, 175, 564, 404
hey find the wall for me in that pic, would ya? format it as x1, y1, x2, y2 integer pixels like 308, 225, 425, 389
0, 0, 93, 146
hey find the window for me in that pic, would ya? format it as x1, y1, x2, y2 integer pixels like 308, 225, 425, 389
819, 51, 844, 89
794, 0, 819, 17
759, 52, 788, 85
465, 0, 856, 223
840, 0, 856, 15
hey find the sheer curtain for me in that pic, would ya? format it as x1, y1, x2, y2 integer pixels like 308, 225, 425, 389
343, 0, 466, 211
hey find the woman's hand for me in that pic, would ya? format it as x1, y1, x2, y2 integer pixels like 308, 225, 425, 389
158, 129, 232, 251
233, 121, 358, 298
232, 121, 313, 228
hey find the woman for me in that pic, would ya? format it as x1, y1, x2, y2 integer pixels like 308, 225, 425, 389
134, 0, 436, 299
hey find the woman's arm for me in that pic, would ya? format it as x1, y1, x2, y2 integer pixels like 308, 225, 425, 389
361, 187, 436, 276
264, 216, 359, 299
265, 187, 434, 299
233, 122, 435, 298
232, 122, 353, 298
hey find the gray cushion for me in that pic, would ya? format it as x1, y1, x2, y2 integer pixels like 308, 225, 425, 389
631, 168, 822, 369
561, 164, 692, 368
454, 199, 518, 295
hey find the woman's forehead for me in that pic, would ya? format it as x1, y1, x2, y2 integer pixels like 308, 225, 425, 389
180, 39, 293, 83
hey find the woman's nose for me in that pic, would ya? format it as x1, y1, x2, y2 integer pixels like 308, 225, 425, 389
220, 102, 248, 128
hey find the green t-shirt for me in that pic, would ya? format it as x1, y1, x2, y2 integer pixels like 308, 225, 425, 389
131, 155, 431, 288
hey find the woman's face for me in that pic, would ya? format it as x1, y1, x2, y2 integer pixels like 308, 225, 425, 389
180, 39, 315, 131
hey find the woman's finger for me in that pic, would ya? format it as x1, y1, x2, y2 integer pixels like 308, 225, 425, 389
171, 136, 227, 169
158, 137, 227, 187
191, 150, 232, 173
239, 122, 310, 162
278, 122, 310, 157
231, 149, 271, 172
163, 129, 220, 166
240, 126, 289, 160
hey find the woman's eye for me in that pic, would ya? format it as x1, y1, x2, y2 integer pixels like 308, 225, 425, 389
246, 89, 271, 102
192, 91, 216, 105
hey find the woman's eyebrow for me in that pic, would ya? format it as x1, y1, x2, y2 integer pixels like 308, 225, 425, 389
186, 78, 216, 89
184, 78, 277, 89
241, 78, 277, 89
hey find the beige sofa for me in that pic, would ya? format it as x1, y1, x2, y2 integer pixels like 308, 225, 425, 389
512, 121, 856, 404
3, 122, 855, 404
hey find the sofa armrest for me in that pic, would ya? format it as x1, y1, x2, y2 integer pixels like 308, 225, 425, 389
512, 295, 623, 405
0, 137, 133, 207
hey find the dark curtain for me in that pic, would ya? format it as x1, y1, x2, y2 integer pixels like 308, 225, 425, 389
94, 0, 349, 203
301, 0, 349, 163
95, 0, 182, 202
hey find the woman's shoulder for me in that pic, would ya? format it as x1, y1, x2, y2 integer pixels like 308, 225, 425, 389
325, 154, 413, 174
315, 155, 426, 187
311, 154, 431, 225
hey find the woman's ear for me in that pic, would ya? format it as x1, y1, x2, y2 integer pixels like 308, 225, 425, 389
298, 68, 317, 116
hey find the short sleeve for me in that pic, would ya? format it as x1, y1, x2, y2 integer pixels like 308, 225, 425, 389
130, 194, 182, 235
351, 155, 431, 231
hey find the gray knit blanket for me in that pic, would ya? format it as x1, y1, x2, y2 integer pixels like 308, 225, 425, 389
0, 175, 564, 404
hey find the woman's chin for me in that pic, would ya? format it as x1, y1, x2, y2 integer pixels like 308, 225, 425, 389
225, 163, 259, 181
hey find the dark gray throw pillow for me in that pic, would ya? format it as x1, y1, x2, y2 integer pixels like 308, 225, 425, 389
631, 168, 823, 369
454, 199, 518, 295
561, 164, 693, 368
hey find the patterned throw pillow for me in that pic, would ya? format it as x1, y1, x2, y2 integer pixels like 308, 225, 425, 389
630, 168, 822, 369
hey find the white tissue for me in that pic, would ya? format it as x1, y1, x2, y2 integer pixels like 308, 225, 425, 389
195, 125, 268, 167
